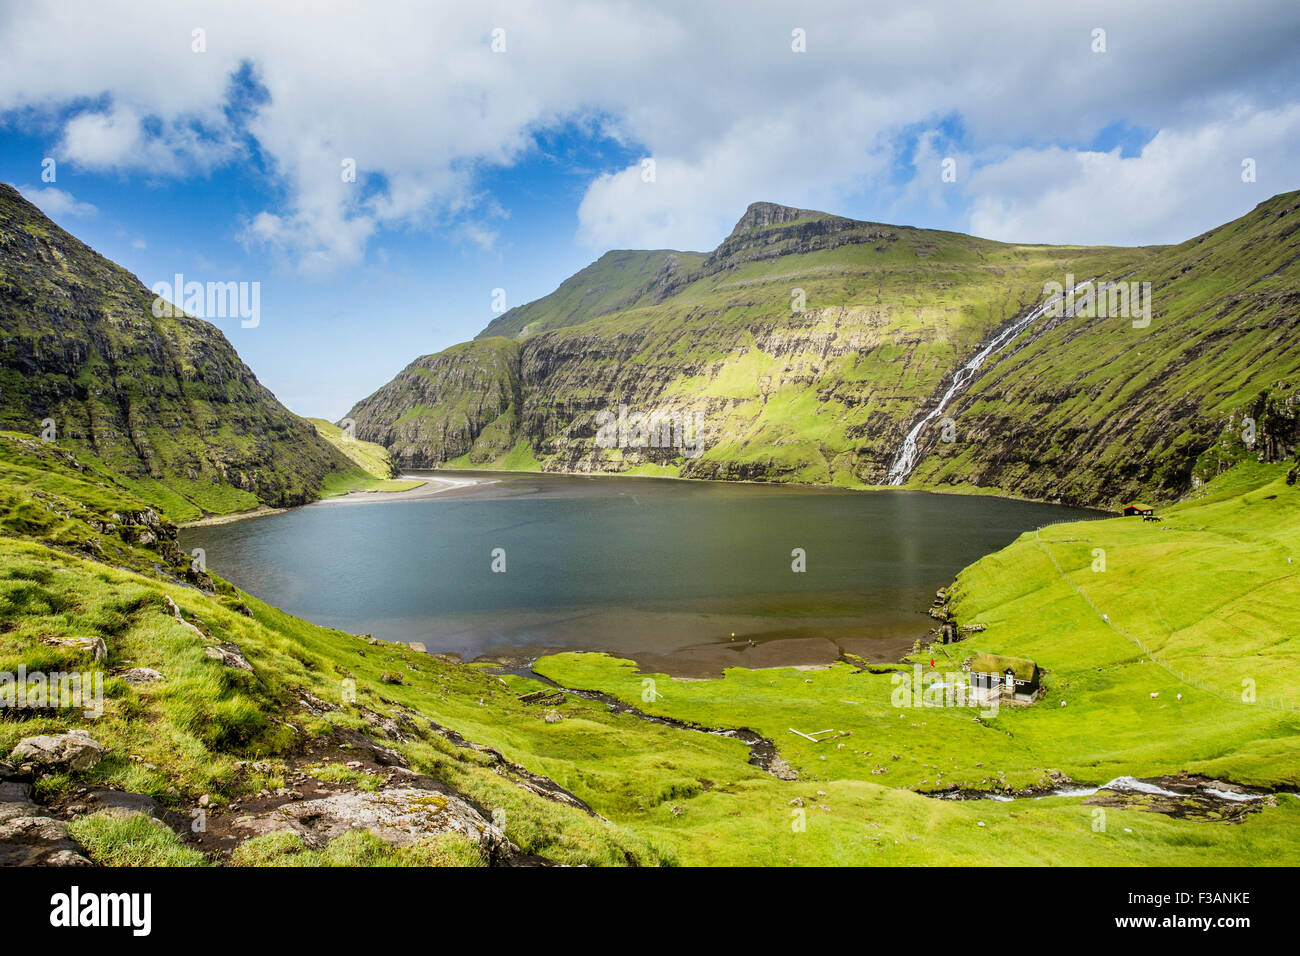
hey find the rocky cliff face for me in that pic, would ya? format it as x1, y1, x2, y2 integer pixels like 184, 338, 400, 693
347, 193, 1300, 506
0, 183, 352, 516
911, 191, 1300, 505
1193, 383, 1300, 486
346, 339, 521, 468
699, 202, 896, 274
348, 201, 1140, 486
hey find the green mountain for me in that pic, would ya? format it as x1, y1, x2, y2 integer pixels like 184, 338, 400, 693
347, 195, 1300, 507
346, 201, 1144, 490
341, 337, 525, 469
0, 183, 354, 521
913, 190, 1300, 504
477, 248, 706, 340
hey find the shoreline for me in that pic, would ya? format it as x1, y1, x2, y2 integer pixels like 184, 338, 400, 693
317, 473, 496, 503
178, 474, 496, 529
431, 463, 1115, 513
182, 463, 1118, 532
179, 505, 288, 529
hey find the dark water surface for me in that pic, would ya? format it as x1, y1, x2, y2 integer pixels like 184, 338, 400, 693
182, 472, 1099, 676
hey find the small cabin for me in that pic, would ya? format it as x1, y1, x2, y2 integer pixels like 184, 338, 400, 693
967, 653, 1041, 701
1122, 503, 1154, 517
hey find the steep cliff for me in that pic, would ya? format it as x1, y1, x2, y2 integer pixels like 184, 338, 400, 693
0, 183, 353, 519
346, 338, 523, 467
349, 194, 1300, 505
348, 201, 1144, 484
912, 190, 1300, 504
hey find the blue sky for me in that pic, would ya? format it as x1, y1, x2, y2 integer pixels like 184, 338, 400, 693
0, 116, 649, 417
2, 1, 1298, 419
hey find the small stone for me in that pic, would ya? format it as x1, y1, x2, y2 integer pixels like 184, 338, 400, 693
122, 667, 163, 684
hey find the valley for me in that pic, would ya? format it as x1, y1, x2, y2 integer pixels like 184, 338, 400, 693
347, 192, 1300, 509
0, 183, 1297, 867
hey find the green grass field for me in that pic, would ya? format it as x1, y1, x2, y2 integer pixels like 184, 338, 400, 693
2, 428, 1295, 865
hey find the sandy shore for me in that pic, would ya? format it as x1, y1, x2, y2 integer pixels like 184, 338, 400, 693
314, 473, 496, 504
179, 505, 287, 529
179, 474, 496, 529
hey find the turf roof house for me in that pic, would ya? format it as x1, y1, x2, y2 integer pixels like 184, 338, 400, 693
1122, 503, 1155, 517
967, 653, 1041, 702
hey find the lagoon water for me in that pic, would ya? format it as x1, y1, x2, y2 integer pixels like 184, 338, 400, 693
182, 472, 1098, 676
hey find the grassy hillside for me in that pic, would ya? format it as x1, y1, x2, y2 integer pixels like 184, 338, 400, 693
3, 429, 1296, 865
351, 202, 1144, 488
305, 418, 421, 496
476, 249, 707, 340
0, 432, 667, 865
0, 183, 355, 522
350, 193, 1300, 509
912, 190, 1300, 504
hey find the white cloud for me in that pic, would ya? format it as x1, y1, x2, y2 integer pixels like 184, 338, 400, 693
57, 103, 236, 176
17, 185, 97, 219
59, 107, 142, 167
965, 105, 1300, 245
1, 0, 1297, 265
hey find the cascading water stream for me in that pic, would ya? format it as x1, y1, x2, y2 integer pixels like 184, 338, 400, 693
885, 282, 1093, 485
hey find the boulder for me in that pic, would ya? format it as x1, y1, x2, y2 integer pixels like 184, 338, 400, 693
9, 729, 105, 773
228, 785, 514, 861
0, 802, 92, 866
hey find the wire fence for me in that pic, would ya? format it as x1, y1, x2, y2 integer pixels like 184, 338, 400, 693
1033, 529, 1298, 712
1034, 515, 1115, 531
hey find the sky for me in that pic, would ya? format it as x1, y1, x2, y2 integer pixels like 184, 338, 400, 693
1, 0, 1298, 420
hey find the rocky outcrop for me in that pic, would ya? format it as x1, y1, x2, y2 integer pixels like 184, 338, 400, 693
228, 782, 514, 860
9, 730, 105, 774
121, 667, 163, 684
700, 201, 896, 274
0, 765, 91, 866
204, 642, 255, 673
1194, 385, 1300, 485
42, 635, 107, 663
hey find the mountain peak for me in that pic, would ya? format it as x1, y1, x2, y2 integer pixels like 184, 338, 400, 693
729, 201, 834, 235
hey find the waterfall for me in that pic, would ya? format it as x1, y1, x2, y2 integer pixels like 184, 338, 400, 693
885, 281, 1093, 485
